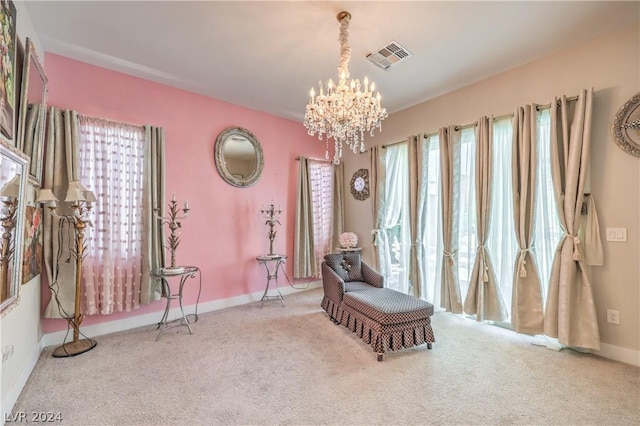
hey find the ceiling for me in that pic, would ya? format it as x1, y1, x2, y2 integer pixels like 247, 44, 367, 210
25, 1, 639, 122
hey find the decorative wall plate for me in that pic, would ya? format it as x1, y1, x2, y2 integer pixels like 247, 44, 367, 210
611, 92, 640, 158
350, 168, 370, 200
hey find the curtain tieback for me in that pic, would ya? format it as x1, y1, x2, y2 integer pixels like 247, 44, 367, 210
517, 247, 532, 278
565, 233, 583, 261
443, 249, 458, 266
478, 245, 489, 282
371, 229, 383, 247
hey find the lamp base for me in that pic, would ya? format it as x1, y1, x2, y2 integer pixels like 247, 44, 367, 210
52, 338, 97, 358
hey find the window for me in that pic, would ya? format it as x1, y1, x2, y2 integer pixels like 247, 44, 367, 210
457, 128, 477, 300
308, 161, 333, 270
487, 118, 517, 318
77, 116, 146, 314
532, 108, 563, 303
420, 134, 443, 306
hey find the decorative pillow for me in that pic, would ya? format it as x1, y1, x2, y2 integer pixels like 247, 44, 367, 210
324, 253, 364, 282
324, 254, 348, 281
342, 253, 364, 282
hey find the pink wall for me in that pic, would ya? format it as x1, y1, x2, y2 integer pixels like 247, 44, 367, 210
42, 54, 326, 333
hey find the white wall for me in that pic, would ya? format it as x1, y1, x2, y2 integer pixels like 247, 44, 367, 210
0, 1, 44, 419
344, 23, 640, 363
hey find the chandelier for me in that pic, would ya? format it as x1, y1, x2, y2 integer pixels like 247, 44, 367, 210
303, 11, 388, 164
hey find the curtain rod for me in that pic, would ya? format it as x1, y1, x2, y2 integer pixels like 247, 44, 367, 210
426, 94, 581, 135
343, 94, 582, 150
46, 108, 145, 128
295, 156, 331, 163
382, 140, 406, 149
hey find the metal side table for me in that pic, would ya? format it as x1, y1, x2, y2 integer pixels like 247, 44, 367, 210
151, 266, 201, 340
256, 255, 287, 308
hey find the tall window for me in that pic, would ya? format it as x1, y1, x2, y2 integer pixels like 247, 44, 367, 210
308, 161, 333, 269
420, 134, 443, 306
533, 108, 563, 303
77, 116, 146, 314
380, 144, 410, 293
487, 118, 517, 318
457, 127, 477, 301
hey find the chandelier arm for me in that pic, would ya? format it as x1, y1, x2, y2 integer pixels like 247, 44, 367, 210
337, 12, 351, 78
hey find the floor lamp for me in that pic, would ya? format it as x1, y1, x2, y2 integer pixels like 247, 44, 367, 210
37, 181, 98, 357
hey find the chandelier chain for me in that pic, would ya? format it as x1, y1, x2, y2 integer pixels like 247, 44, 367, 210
303, 10, 388, 164
337, 13, 351, 78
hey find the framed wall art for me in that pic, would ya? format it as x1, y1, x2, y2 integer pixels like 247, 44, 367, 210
0, 0, 16, 144
18, 37, 48, 185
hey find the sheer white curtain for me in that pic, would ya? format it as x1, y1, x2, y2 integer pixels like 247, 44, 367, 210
457, 127, 477, 304
309, 160, 334, 270
419, 134, 443, 307
77, 116, 146, 314
487, 118, 517, 320
378, 143, 410, 293
533, 108, 562, 301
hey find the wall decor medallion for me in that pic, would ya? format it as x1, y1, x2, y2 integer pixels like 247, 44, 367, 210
611, 92, 640, 158
350, 168, 370, 200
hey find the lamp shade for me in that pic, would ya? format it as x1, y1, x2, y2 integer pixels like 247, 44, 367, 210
35, 188, 59, 208
83, 190, 97, 203
0, 175, 21, 198
78, 182, 97, 203
65, 181, 86, 202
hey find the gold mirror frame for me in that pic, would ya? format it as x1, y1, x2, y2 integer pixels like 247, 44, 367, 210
17, 37, 48, 187
214, 127, 264, 188
0, 141, 28, 315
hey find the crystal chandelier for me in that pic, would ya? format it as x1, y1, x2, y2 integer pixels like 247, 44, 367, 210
304, 11, 388, 164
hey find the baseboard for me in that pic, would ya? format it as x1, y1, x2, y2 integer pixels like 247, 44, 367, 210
42, 281, 321, 348
592, 342, 640, 367
1, 339, 42, 423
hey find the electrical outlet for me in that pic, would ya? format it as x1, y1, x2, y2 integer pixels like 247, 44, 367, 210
1, 345, 14, 365
606, 309, 620, 325
606, 228, 627, 242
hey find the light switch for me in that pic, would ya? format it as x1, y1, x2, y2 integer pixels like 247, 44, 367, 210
606, 227, 627, 242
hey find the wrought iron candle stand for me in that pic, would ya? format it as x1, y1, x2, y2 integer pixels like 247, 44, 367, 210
260, 202, 281, 256
154, 194, 190, 271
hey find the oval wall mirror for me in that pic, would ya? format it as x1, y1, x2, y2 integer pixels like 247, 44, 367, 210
214, 127, 263, 187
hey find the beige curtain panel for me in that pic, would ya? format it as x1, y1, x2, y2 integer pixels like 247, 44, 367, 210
408, 135, 427, 299
141, 125, 166, 304
370, 145, 383, 271
293, 157, 316, 278
464, 117, 508, 321
510, 105, 544, 334
42, 108, 81, 319
544, 89, 600, 350
439, 126, 463, 314
330, 162, 345, 253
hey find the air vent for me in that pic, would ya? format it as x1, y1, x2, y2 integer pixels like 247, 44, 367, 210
366, 40, 412, 71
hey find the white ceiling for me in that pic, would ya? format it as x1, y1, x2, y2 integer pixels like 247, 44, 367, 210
26, 1, 640, 122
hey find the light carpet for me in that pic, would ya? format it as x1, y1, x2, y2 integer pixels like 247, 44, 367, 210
13, 288, 640, 425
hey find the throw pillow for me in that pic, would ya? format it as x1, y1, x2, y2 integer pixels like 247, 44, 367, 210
342, 253, 364, 282
323, 253, 365, 282
324, 254, 348, 281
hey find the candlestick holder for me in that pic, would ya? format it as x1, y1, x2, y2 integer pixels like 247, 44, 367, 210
260, 202, 281, 256
154, 195, 190, 271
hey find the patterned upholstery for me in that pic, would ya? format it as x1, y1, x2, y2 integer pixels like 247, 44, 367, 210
343, 288, 434, 325
320, 253, 435, 360
323, 253, 364, 282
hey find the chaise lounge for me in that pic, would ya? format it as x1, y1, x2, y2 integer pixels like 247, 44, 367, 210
320, 253, 435, 361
